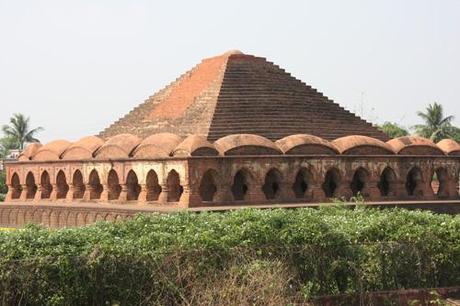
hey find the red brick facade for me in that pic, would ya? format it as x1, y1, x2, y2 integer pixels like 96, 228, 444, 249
2, 134, 460, 227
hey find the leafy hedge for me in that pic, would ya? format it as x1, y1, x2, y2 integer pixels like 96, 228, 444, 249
0, 206, 459, 305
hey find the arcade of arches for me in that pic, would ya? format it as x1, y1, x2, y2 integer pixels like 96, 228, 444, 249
5, 156, 460, 207
3, 132, 460, 229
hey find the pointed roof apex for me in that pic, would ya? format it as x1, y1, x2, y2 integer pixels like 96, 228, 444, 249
223, 49, 244, 56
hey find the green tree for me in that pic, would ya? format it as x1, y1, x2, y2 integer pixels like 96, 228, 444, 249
377, 122, 409, 139
413, 102, 456, 142
0, 136, 19, 158
448, 126, 460, 142
2, 113, 43, 150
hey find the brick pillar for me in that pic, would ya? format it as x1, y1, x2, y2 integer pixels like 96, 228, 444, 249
394, 179, 406, 199
310, 184, 326, 203
83, 184, 93, 201
246, 184, 265, 203
187, 185, 202, 207
178, 185, 190, 208
66, 184, 74, 202
100, 184, 109, 202
447, 178, 457, 199
422, 180, 435, 200
119, 185, 128, 202
19, 184, 28, 201
279, 181, 295, 202
214, 184, 231, 203
34, 184, 42, 202
50, 184, 58, 200
157, 185, 168, 204
336, 179, 352, 201
365, 180, 381, 201
4, 184, 12, 202
138, 184, 148, 203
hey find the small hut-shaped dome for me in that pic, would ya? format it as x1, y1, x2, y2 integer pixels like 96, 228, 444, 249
387, 136, 444, 155
275, 134, 338, 155
32, 140, 72, 161
214, 134, 282, 155
95, 134, 140, 159
133, 133, 183, 159
173, 135, 219, 157
61, 136, 104, 160
18, 143, 42, 161
437, 139, 460, 156
332, 135, 395, 155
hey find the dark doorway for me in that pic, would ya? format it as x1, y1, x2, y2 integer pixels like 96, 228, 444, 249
262, 169, 282, 200
199, 170, 218, 202
322, 168, 340, 198
231, 170, 250, 201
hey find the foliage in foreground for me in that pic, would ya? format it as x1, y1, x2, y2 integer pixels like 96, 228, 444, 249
0, 207, 459, 305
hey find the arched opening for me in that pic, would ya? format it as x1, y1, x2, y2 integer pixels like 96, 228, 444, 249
322, 168, 340, 198
292, 168, 312, 199
56, 170, 69, 199
10, 173, 22, 199
350, 167, 369, 197
199, 169, 218, 202
231, 169, 250, 201
166, 170, 183, 202
72, 170, 85, 199
107, 170, 121, 201
88, 170, 103, 200
262, 168, 282, 200
406, 167, 423, 196
378, 167, 397, 197
432, 168, 449, 198
40, 171, 52, 199
126, 170, 141, 201
146, 170, 162, 201
25, 172, 37, 199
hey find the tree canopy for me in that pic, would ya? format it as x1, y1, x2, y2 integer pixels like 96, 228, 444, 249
412, 102, 456, 142
377, 122, 409, 139
1, 113, 43, 151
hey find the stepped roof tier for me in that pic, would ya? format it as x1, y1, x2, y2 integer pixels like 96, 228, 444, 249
100, 50, 389, 141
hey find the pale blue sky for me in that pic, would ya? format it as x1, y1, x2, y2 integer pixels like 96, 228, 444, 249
1, 0, 459, 142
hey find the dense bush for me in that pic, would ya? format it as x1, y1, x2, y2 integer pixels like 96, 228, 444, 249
0, 206, 459, 305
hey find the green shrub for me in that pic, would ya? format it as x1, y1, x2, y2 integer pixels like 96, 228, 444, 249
0, 207, 459, 305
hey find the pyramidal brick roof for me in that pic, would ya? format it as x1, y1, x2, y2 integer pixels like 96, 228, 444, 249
100, 50, 389, 141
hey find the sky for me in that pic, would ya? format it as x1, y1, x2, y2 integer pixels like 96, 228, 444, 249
0, 0, 459, 143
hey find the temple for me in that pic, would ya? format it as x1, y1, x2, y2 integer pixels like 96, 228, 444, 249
2, 51, 460, 228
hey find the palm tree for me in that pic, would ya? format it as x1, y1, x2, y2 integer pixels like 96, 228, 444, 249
413, 103, 455, 142
2, 113, 43, 150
